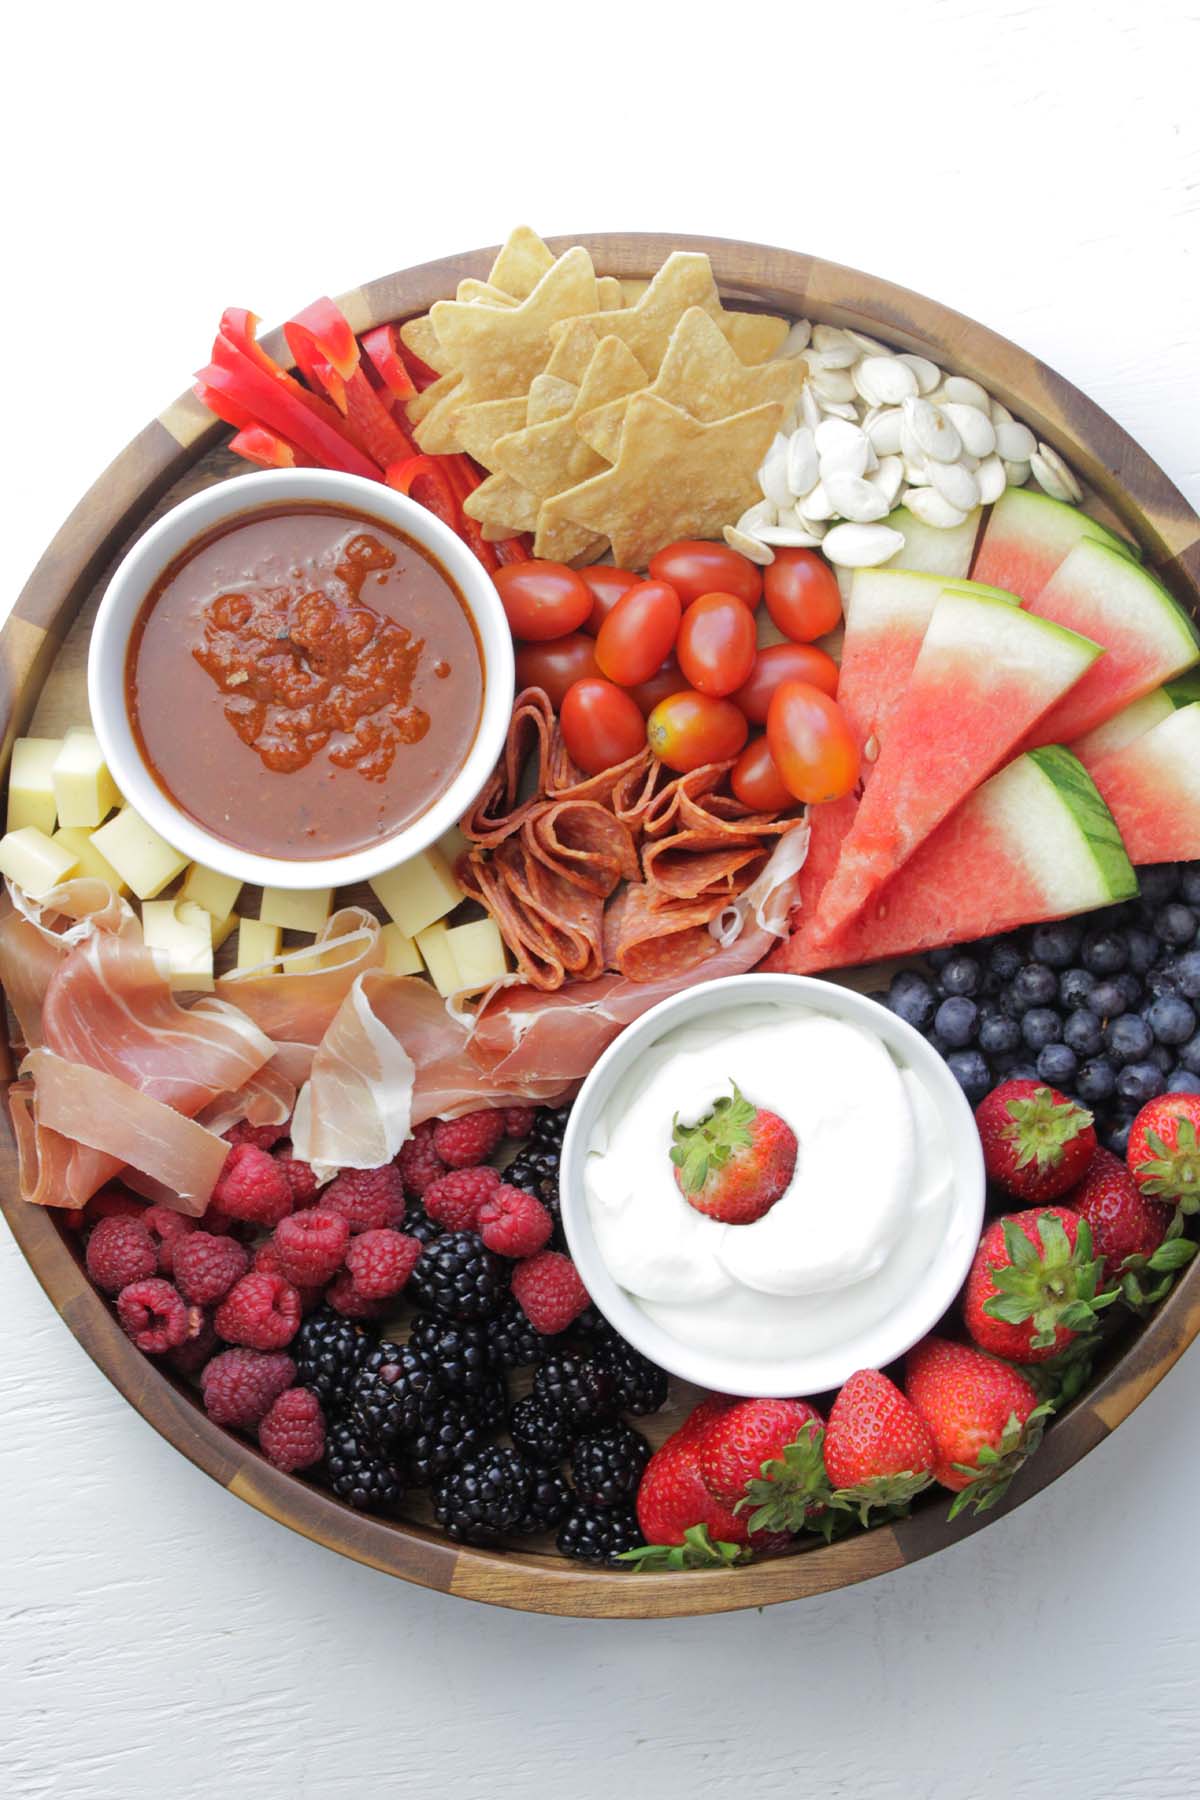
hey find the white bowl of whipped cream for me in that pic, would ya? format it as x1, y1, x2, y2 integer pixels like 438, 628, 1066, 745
559, 973, 985, 1398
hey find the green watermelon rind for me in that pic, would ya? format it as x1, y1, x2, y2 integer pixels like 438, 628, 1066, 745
1026, 745, 1138, 904
1165, 671, 1200, 707
941, 578, 1022, 605
982, 488, 1138, 565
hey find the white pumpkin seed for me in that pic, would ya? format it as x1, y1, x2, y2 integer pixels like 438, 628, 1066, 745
815, 417, 870, 478
903, 456, 931, 486
758, 522, 826, 547
818, 397, 861, 422
872, 455, 904, 507
1032, 441, 1083, 504
800, 384, 822, 432
796, 480, 837, 522
976, 453, 1007, 503
786, 426, 819, 497
1003, 458, 1031, 486
866, 407, 904, 456
989, 396, 1014, 426
855, 356, 920, 407
737, 498, 777, 535
903, 395, 962, 463
897, 353, 941, 394
942, 402, 996, 458
863, 441, 880, 474
940, 375, 990, 410
928, 459, 980, 511
959, 452, 980, 474
903, 486, 969, 528
811, 324, 859, 366
756, 441, 793, 510
994, 419, 1037, 462
821, 522, 906, 568
845, 328, 891, 357
778, 319, 812, 357
722, 525, 774, 564
823, 471, 891, 523
810, 366, 857, 403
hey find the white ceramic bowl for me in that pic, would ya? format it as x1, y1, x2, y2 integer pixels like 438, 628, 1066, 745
87, 468, 515, 889
559, 972, 985, 1398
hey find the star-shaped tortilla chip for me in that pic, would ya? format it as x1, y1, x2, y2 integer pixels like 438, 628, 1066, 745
539, 392, 783, 570
489, 337, 647, 503
428, 246, 599, 406
487, 226, 554, 299
466, 472, 541, 538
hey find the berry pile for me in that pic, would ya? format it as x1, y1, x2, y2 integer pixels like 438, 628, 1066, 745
881, 860, 1200, 1152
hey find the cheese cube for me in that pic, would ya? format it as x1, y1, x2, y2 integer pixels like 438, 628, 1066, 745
181, 863, 243, 922
0, 825, 79, 897
52, 827, 130, 896
416, 921, 461, 996
90, 807, 188, 899
370, 847, 462, 938
437, 824, 471, 868
282, 937, 328, 975
444, 919, 509, 991
380, 922, 422, 976
210, 910, 239, 951
52, 730, 119, 829
236, 918, 283, 970
141, 900, 215, 991
259, 886, 333, 934
7, 737, 63, 834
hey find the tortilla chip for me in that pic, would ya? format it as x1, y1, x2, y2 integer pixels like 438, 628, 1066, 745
490, 337, 647, 506
429, 246, 598, 404
408, 368, 461, 425
597, 276, 625, 310
545, 319, 602, 385
464, 471, 540, 537
547, 251, 721, 376
453, 397, 529, 467
487, 226, 555, 299
455, 278, 517, 306
399, 313, 452, 375
723, 310, 791, 363
526, 373, 579, 424
539, 392, 782, 570
534, 508, 608, 564
620, 279, 650, 306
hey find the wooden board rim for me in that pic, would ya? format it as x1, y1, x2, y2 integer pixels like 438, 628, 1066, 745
2, 233, 1199, 1618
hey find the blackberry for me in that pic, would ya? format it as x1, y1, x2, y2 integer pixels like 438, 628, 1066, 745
486, 1292, 555, 1368
433, 1445, 532, 1545
510, 1391, 575, 1465
570, 1423, 651, 1506
571, 1304, 616, 1345
408, 1312, 494, 1396
291, 1307, 371, 1415
326, 1419, 404, 1516
351, 1341, 439, 1451
401, 1392, 486, 1486
592, 1336, 669, 1416
556, 1501, 643, 1565
533, 1352, 615, 1427
408, 1231, 506, 1320
517, 1467, 571, 1534
474, 1371, 509, 1430
504, 1143, 563, 1242
531, 1105, 572, 1146
403, 1205, 442, 1248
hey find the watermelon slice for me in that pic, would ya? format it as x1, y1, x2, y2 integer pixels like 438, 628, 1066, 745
1084, 704, 1200, 865
768, 748, 1137, 974
972, 488, 1136, 603
1023, 540, 1199, 746
882, 506, 982, 580
808, 595, 1102, 944
1071, 672, 1200, 762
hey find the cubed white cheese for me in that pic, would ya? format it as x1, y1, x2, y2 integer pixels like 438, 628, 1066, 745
370, 847, 462, 938
180, 863, 243, 922
444, 918, 509, 990
416, 921, 461, 996
141, 899, 215, 991
380, 922, 423, 975
52, 730, 119, 829
7, 737, 63, 835
210, 910, 239, 951
259, 887, 333, 934
236, 918, 283, 970
90, 807, 188, 899
51, 826, 129, 896
0, 826, 79, 898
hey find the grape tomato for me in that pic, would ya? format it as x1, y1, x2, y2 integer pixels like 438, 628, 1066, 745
579, 565, 640, 635
766, 680, 859, 804
594, 579, 682, 687
731, 737, 795, 812
675, 592, 757, 697
732, 641, 839, 722
648, 540, 763, 609
646, 690, 748, 774
515, 634, 600, 709
560, 678, 647, 775
762, 548, 843, 643
628, 658, 687, 717
494, 560, 593, 641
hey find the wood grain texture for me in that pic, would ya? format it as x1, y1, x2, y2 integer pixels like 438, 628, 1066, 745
2, 236, 1198, 1620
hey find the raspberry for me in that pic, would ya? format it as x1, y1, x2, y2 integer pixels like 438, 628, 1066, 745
424, 1166, 500, 1232
167, 1311, 220, 1376
83, 1186, 145, 1226
503, 1104, 538, 1139
276, 1147, 322, 1208
116, 1278, 191, 1354
344, 1229, 422, 1300
215, 1271, 301, 1350
201, 1348, 295, 1427
250, 1241, 324, 1311
198, 1203, 238, 1236
326, 1269, 386, 1319
432, 1109, 506, 1169
173, 1232, 250, 1306
212, 1144, 293, 1228
478, 1185, 553, 1258
511, 1251, 590, 1334
86, 1215, 157, 1295
322, 1163, 407, 1233
396, 1120, 446, 1197
258, 1386, 326, 1471
272, 1209, 350, 1286
223, 1119, 288, 1152
141, 1205, 197, 1276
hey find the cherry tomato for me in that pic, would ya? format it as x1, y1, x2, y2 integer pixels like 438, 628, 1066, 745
560, 678, 647, 775
766, 680, 859, 803
763, 548, 843, 643
515, 633, 600, 709
595, 579, 682, 687
579, 565, 640, 635
675, 592, 757, 697
646, 690, 748, 774
731, 737, 795, 812
648, 539, 762, 609
732, 642, 839, 723
627, 657, 686, 717
494, 560, 592, 642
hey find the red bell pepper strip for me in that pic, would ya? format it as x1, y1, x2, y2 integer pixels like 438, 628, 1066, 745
197, 358, 381, 480
193, 380, 256, 432
439, 455, 500, 573
395, 335, 442, 394
228, 424, 317, 469
344, 370, 416, 467
285, 297, 359, 381
493, 534, 533, 566
385, 455, 462, 535
360, 325, 417, 401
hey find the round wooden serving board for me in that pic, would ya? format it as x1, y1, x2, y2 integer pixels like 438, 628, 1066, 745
2, 236, 1199, 1619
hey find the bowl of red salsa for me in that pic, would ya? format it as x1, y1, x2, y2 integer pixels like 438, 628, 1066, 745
88, 469, 515, 888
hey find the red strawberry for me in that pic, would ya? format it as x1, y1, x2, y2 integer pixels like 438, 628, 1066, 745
1072, 1146, 1197, 1308
962, 1205, 1115, 1363
1127, 1094, 1200, 1213
635, 1434, 750, 1555
824, 1370, 936, 1525
696, 1397, 823, 1508
975, 1080, 1096, 1203
670, 1081, 797, 1224
905, 1336, 1050, 1519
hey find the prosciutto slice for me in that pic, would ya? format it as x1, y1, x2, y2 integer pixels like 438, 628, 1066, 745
0, 877, 138, 1047
215, 907, 384, 1043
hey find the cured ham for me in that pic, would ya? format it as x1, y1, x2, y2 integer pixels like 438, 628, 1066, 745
215, 906, 385, 1043
0, 877, 138, 1047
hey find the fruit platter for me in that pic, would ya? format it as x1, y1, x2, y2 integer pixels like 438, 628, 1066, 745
2, 231, 1199, 1619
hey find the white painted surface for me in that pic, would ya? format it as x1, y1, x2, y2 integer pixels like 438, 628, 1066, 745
2, 3, 1198, 1794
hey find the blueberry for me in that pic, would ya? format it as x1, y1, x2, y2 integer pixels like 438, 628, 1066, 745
1137, 864, 1180, 908
1179, 1033, 1200, 1076
1012, 964, 1059, 1011
1146, 1043, 1174, 1074
1147, 992, 1197, 1045
1116, 1061, 1167, 1107
887, 969, 937, 1033
1063, 1008, 1104, 1058
1105, 1013, 1154, 1064
1030, 921, 1082, 968
1008, 1064, 1041, 1084
1082, 929, 1129, 975
1021, 1007, 1062, 1052
1168, 1070, 1200, 1094
1037, 1043, 1078, 1086
946, 1049, 992, 1103
927, 1032, 950, 1057
1155, 903, 1197, 947
938, 954, 982, 997
979, 1013, 1021, 1057
1180, 865, 1200, 907
1103, 1117, 1134, 1157
1124, 928, 1159, 975
1169, 950, 1200, 1000
928, 947, 956, 970
1115, 972, 1144, 1008
1059, 968, 1096, 1009
1077, 1058, 1117, 1104
988, 941, 1024, 983
1089, 978, 1130, 1020
1146, 963, 1184, 999
933, 996, 978, 1047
